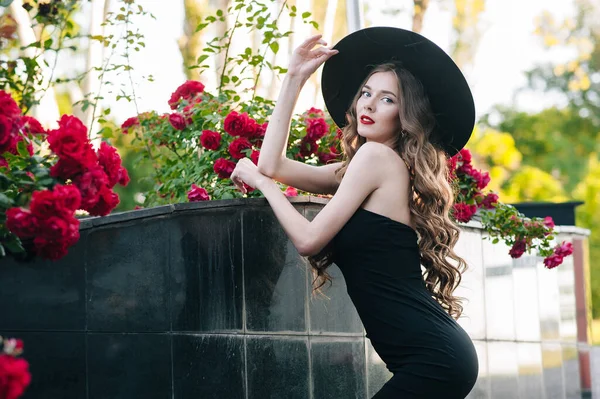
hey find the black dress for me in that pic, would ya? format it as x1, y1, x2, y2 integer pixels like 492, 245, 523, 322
332, 207, 479, 399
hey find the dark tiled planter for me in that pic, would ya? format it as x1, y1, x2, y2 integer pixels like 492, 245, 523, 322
0, 197, 592, 399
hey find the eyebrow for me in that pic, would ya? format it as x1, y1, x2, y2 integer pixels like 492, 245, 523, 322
363, 85, 397, 98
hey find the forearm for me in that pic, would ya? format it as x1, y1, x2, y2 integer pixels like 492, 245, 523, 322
257, 74, 307, 175
258, 178, 313, 256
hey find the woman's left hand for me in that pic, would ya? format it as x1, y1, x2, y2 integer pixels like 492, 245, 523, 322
230, 158, 270, 194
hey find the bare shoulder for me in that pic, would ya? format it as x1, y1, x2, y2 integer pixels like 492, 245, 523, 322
350, 142, 409, 176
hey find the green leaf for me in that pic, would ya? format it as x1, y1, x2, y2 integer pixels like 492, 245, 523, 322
269, 42, 279, 54
0, 193, 13, 208
16, 141, 29, 158
302, 11, 311, 19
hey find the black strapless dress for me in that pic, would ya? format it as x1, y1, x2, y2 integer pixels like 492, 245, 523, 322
332, 207, 479, 399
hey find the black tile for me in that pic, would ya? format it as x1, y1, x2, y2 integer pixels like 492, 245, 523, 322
170, 208, 243, 332
243, 207, 308, 332
173, 334, 245, 399
0, 233, 86, 331
86, 218, 170, 332
246, 336, 309, 398
308, 264, 364, 334
87, 333, 172, 399
0, 331, 86, 399
366, 338, 392, 397
304, 208, 364, 335
310, 337, 366, 399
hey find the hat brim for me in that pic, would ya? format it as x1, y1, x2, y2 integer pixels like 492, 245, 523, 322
321, 26, 475, 156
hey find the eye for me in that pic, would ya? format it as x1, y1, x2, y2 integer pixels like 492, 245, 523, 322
382, 97, 394, 104
361, 90, 371, 98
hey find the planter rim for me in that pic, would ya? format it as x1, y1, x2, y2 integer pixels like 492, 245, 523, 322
76, 196, 590, 236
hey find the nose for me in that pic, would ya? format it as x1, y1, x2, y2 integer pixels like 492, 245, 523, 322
363, 97, 375, 112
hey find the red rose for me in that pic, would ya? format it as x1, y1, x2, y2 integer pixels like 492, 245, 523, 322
228, 137, 252, 160
5, 208, 37, 239
223, 111, 251, 137
250, 150, 260, 165
121, 116, 139, 133
457, 162, 473, 175
458, 148, 472, 164
0, 157, 6, 169
452, 203, 477, 223
0, 90, 21, 119
87, 185, 119, 216
305, 118, 328, 141
470, 169, 490, 190
543, 216, 555, 229
0, 354, 31, 399
200, 130, 221, 150
47, 115, 91, 160
38, 216, 69, 240
509, 239, 527, 258
187, 184, 210, 202
481, 193, 498, 209
336, 128, 343, 139
97, 142, 123, 187
317, 150, 338, 164
284, 186, 298, 197
29, 190, 67, 220
33, 236, 70, 260
213, 158, 236, 179
117, 167, 130, 186
447, 156, 458, 176
543, 253, 563, 269
168, 113, 188, 130
49, 148, 97, 180
303, 107, 325, 118
63, 217, 81, 246
21, 115, 45, 135
251, 122, 268, 140
299, 137, 318, 158
168, 80, 205, 110
0, 114, 15, 153
52, 184, 82, 214
73, 166, 110, 211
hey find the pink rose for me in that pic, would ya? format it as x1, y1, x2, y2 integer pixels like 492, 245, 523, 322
284, 186, 298, 197
543, 254, 564, 269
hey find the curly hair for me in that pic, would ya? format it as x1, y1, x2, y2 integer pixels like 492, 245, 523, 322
308, 62, 468, 320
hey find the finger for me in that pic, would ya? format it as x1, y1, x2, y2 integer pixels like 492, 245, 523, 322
299, 33, 323, 49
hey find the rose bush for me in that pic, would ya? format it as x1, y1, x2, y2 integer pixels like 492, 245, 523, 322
0, 90, 129, 261
449, 148, 573, 268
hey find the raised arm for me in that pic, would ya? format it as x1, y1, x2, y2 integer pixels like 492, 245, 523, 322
255, 34, 341, 195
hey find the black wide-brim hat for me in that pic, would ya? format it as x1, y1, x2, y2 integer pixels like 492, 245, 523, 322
321, 26, 475, 156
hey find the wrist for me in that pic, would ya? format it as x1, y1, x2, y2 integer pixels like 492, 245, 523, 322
284, 73, 309, 87
256, 175, 275, 192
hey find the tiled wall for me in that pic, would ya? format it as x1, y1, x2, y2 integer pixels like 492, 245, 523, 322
0, 199, 594, 398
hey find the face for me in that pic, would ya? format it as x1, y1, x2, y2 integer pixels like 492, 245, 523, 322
355, 71, 401, 146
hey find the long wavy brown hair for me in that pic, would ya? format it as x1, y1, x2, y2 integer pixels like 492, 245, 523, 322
308, 62, 468, 319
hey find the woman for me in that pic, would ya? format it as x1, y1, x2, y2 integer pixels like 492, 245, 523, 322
230, 27, 479, 398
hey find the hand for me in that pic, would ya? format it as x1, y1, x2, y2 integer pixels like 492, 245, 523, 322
288, 34, 339, 79
230, 158, 270, 194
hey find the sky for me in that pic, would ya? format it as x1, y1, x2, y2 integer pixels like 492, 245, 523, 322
85, 0, 578, 126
